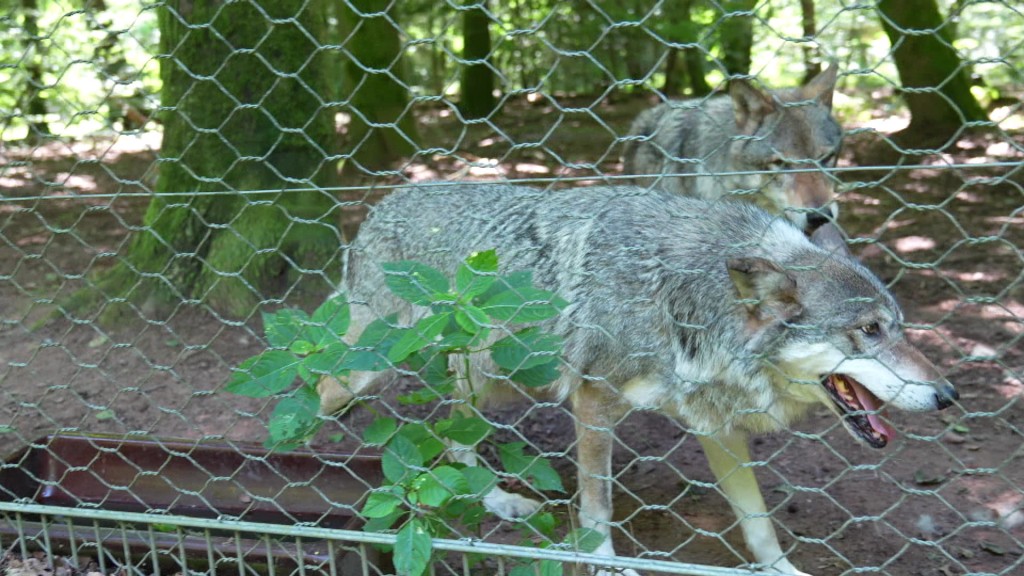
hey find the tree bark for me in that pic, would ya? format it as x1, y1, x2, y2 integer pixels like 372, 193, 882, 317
68, 0, 340, 321
460, 1, 496, 119
340, 0, 419, 175
718, 0, 757, 76
876, 0, 987, 142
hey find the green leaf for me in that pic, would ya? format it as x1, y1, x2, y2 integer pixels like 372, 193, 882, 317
364, 417, 397, 445
482, 287, 567, 323
388, 313, 452, 363
410, 351, 451, 387
95, 409, 115, 421
362, 509, 403, 533
564, 528, 605, 553
394, 518, 433, 576
461, 466, 498, 497
477, 270, 534, 303
413, 466, 469, 508
362, 490, 404, 519
527, 511, 558, 538
491, 328, 564, 372
289, 340, 315, 355
382, 434, 424, 484
508, 360, 561, 388
455, 249, 499, 299
436, 330, 475, 351
498, 442, 564, 493
382, 261, 450, 305
397, 377, 455, 406
397, 423, 446, 462
263, 309, 309, 348
538, 560, 563, 576
267, 386, 321, 447
355, 314, 400, 348
226, 351, 301, 397
454, 304, 491, 335
436, 413, 492, 446
310, 294, 351, 345
510, 561, 561, 576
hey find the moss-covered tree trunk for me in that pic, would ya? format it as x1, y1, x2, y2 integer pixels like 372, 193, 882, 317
340, 0, 419, 175
460, 0, 495, 119
877, 0, 987, 142
718, 0, 756, 76
74, 0, 340, 321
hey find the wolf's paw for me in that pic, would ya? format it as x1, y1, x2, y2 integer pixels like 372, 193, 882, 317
483, 489, 542, 519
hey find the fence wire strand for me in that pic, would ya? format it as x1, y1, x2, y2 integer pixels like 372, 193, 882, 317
1, 1, 1023, 575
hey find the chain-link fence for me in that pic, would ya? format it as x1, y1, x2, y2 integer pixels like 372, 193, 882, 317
1, 1, 1022, 575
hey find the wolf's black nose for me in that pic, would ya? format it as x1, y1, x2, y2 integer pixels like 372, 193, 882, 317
935, 385, 959, 410
806, 210, 831, 232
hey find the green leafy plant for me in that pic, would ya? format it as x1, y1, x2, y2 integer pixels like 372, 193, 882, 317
226, 250, 601, 575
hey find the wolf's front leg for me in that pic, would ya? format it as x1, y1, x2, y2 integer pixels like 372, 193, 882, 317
698, 431, 811, 576
572, 386, 639, 576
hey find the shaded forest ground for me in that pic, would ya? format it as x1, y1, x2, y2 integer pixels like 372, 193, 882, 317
0, 94, 1022, 575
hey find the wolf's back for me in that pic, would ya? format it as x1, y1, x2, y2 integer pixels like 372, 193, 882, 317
345, 183, 795, 317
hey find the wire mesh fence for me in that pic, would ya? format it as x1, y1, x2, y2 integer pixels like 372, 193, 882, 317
1, 1, 1022, 575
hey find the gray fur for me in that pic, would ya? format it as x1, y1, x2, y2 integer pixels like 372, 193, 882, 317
334, 182, 957, 574
621, 67, 843, 230
344, 183, 945, 436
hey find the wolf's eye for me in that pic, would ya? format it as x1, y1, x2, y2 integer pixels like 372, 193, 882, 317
860, 322, 881, 337
766, 158, 786, 171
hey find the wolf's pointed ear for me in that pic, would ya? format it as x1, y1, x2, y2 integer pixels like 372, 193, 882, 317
726, 257, 802, 324
730, 79, 776, 135
802, 63, 838, 109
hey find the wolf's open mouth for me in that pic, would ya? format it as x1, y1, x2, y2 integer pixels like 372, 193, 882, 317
822, 374, 894, 448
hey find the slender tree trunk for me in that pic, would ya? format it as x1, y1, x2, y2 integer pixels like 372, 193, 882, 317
718, 0, 757, 76
21, 0, 50, 139
663, 0, 712, 96
69, 0, 340, 321
460, 1, 496, 119
340, 0, 419, 175
662, 49, 684, 97
876, 0, 986, 141
800, 0, 821, 84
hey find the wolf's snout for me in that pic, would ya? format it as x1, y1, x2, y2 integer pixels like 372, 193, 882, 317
805, 209, 832, 233
934, 383, 959, 410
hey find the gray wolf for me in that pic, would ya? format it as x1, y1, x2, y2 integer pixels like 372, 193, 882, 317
621, 66, 842, 233
321, 183, 957, 575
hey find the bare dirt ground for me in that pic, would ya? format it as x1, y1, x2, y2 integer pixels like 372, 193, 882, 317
1, 96, 1022, 576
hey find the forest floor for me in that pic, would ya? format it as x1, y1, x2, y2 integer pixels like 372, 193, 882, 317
1, 94, 1023, 576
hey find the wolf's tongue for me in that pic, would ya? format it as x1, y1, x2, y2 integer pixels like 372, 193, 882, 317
851, 380, 895, 442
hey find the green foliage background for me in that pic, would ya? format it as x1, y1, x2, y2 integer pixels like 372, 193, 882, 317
2, 0, 1020, 142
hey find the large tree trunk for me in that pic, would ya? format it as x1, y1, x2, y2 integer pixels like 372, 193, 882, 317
460, 1, 496, 119
70, 0, 340, 321
340, 0, 419, 175
718, 0, 757, 76
876, 0, 987, 142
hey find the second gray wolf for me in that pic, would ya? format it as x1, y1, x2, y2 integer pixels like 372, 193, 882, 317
320, 183, 957, 575
622, 66, 842, 233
